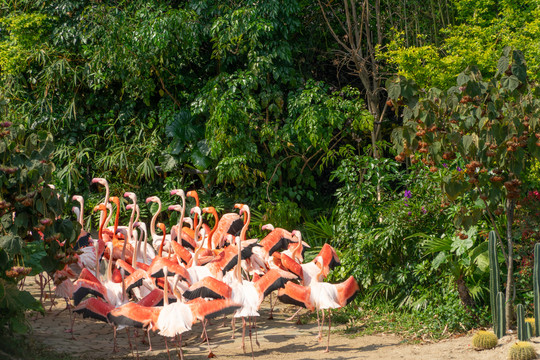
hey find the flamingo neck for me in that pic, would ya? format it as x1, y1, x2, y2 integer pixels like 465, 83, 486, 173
207, 209, 218, 249
107, 246, 113, 282
163, 268, 169, 306
177, 193, 186, 235
113, 200, 120, 233
99, 184, 110, 226
236, 209, 250, 281
78, 199, 84, 228
150, 199, 162, 240
158, 231, 165, 258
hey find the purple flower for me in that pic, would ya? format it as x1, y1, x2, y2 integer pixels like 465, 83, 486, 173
407, 211, 412, 216
457, 166, 462, 172
404, 190, 412, 198
442, 163, 448, 168
404, 202, 409, 207
422, 206, 427, 214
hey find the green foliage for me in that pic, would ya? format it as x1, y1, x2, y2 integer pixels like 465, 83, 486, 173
381, 2, 540, 89
472, 330, 498, 350
0, 123, 78, 336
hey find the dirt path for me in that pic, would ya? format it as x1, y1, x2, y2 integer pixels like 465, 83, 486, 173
26, 275, 540, 360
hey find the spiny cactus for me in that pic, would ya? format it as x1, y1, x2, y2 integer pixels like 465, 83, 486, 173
526, 318, 536, 337
518, 305, 531, 341
534, 243, 540, 336
508, 342, 537, 360
472, 330, 498, 350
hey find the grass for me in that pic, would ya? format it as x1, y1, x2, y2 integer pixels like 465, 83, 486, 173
327, 299, 489, 343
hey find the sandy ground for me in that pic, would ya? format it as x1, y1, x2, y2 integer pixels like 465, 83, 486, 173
23, 275, 540, 360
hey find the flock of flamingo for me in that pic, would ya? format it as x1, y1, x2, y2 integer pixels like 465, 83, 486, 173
52, 177, 359, 359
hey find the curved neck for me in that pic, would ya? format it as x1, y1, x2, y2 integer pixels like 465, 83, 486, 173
99, 184, 110, 226
158, 229, 166, 258
107, 246, 113, 282
163, 269, 169, 306
112, 199, 120, 233
150, 199, 162, 240
78, 198, 84, 228
208, 208, 219, 249
177, 193, 186, 232
98, 208, 107, 241
236, 208, 250, 281
142, 227, 148, 264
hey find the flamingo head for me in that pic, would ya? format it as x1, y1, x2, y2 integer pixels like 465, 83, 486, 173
134, 222, 147, 233
91, 177, 107, 186
201, 206, 215, 214
145, 196, 159, 204
93, 203, 107, 212
234, 203, 244, 210
190, 206, 201, 216
108, 196, 120, 206
157, 222, 166, 234
168, 204, 182, 212
238, 204, 249, 216
71, 206, 80, 216
123, 192, 137, 203
261, 224, 274, 231
170, 189, 185, 198
186, 190, 198, 199
183, 217, 193, 228
72, 195, 83, 203
291, 230, 302, 241
126, 204, 134, 210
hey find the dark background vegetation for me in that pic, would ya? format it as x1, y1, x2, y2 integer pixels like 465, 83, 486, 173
2, 0, 540, 349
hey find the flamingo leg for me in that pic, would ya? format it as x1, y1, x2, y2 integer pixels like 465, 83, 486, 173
325, 310, 332, 353
126, 328, 135, 358
241, 317, 246, 353
202, 319, 216, 358
254, 317, 260, 347
318, 310, 325, 342
248, 317, 254, 360
286, 306, 302, 321
145, 329, 153, 351
176, 334, 184, 360
165, 337, 172, 360
133, 330, 140, 360
268, 293, 274, 320
113, 326, 118, 353
231, 317, 236, 339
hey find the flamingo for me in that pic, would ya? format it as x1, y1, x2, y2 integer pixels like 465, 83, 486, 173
170, 189, 197, 250
278, 275, 359, 352
186, 190, 211, 236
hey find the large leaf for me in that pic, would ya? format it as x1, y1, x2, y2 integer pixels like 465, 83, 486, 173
0, 235, 23, 256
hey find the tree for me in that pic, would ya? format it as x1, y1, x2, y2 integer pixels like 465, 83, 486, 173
389, 48, 540, 328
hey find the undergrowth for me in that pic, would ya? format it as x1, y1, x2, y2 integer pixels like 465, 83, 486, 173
331, 296, 490, 343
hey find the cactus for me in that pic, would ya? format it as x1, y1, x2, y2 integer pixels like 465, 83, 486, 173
472, 330, 498, 350
534, 243, 540, 337
490, 231, 501, 335
517, 304, 531, 341
508, 342, 537, 360
526, 318, 536, 337
496, 291, 506, 338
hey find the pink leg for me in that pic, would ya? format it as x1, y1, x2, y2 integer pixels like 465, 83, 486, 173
241, 318, 246, 353
325, 310, 332, 353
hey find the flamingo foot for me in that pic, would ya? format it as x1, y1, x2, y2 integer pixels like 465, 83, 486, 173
207, 351, 216, 358
267, 314, 273, 320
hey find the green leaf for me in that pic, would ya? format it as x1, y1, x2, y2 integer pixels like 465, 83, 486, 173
0, 235, 23, 256
457, 72, 469, 86
462, 135, 473, 152
501, 75, 520, 91
497, 55, 509, 75
432, 252, 447, 270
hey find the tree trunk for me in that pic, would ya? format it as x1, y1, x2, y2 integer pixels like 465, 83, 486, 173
505, 198, 516, 330
455, 273, 475, 308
